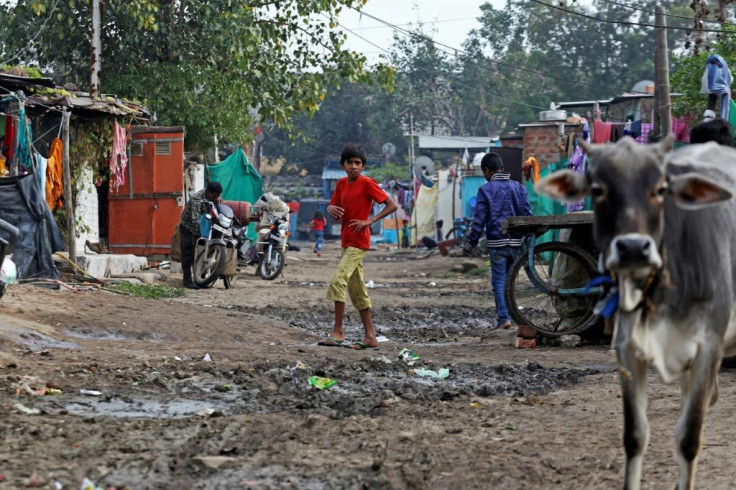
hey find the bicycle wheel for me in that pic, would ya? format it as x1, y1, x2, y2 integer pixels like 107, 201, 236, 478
504, 242, 601, 337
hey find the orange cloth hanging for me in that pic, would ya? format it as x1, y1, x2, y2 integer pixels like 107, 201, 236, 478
45, 138, 63, 210
523, 157, 541, 184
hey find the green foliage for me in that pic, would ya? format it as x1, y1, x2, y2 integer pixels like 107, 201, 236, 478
109, 282, 187, 299
0, 0, 393, 149
367, 162, 410, 181
672, 24, 736, 117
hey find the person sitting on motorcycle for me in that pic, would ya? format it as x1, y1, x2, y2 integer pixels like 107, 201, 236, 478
179, 181, 223, 289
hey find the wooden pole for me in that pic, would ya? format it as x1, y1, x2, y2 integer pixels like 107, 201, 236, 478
61, 109, 76, 264
654, 6, 672, 139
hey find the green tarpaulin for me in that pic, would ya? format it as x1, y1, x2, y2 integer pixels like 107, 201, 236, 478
207, 149, 263, 239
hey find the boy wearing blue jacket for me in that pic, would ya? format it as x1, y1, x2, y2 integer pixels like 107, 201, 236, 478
463, 153, 532, 330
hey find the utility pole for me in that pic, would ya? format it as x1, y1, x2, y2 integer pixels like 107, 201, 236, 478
409, 111, 416, 247
90, 0, 102, 97
653, 6, 672, 139
61, 108, 76, 264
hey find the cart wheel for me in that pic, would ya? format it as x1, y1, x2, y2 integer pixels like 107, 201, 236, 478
504, 242, 601, 337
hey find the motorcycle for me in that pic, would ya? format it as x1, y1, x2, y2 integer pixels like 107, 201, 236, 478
0, 218, 19, 299
239, 193, 290, 281
192, 200, 241, 289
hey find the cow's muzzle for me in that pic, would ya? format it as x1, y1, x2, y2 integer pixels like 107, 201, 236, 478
606, 233, 662, 271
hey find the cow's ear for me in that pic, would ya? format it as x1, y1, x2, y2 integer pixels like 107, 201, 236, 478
657, 135, 675, 155
669, 172, 733, 210
578, 139, 601, 155
536, 170, 589, 203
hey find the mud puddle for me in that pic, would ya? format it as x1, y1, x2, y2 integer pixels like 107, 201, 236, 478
254, 305, 496, 343
2, 326, 79, 351
21, 359, 595, 420
64, 326, 165, 342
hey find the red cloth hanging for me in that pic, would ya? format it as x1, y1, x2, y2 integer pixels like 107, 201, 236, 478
4, 114, 14, 163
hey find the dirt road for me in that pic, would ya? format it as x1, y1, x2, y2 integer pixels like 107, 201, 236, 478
1, 241, 735, 489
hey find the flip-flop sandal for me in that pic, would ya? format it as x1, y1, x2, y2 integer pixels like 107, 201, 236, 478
344, 342, 378, 351
317, 337, 344, 347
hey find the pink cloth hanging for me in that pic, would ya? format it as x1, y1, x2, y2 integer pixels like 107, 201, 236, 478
110, 120, 128, 192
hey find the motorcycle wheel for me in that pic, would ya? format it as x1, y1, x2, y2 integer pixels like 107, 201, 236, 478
223, 273, 239, 289
193, 244, 226, 288
257, 247, 284, 280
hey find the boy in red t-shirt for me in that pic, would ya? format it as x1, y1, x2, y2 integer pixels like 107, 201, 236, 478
318, 144, 397, 350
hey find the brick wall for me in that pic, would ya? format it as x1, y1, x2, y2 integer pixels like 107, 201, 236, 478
522, 124, 580, 170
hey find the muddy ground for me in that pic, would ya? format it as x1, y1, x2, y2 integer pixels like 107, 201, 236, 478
1, 241, 735, 489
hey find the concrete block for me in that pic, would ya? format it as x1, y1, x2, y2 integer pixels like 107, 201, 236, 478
515, 337, 537, 349
76, 254, 110, 279
517, 324, 538, 339
558, 334, 581, 348
170, 261, 182, 273
107, 254, 147, 276
76, 253, 147, 279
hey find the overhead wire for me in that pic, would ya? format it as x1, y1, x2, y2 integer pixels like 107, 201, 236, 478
351, 7, 652, 95
530, 0, 736, 34
335, 17, 550, 112
1, 0, 63, 66
596, 0, 736, 27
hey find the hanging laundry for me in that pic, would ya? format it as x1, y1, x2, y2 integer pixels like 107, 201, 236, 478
566, 146, 587, 213
4, 114, 13, 165
15, 107, 33, 173
624, 120, 632, 136
630, 120, 642, 139
523, 157, 541, 184
672, 117, 691, 143
592, 120, 613, 144
45, 138, 63, 210
110, 120, 128, 192
610, 124, 626, 142
635, 123, 654, 144
34, 152, 47, 197
701, 54, 733, 120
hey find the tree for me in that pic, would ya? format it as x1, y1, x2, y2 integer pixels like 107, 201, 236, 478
0, 0, 393, 149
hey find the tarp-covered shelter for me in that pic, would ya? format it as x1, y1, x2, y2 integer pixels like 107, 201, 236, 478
0, 173, 63, 279
207, 149, 263, 239
207, 149, 263, 203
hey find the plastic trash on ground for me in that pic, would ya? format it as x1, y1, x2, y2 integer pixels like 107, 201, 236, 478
307, 376, 336, 390
414, 368, 450, 379
79, 390, 103, 396
80, 478, 104, 490
202, 353, 212, 362
398, 348, 420, 365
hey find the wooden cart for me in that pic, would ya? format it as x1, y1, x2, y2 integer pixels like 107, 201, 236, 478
501, 213, 604, 337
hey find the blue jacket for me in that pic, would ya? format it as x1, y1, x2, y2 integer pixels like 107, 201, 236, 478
464, 173, 532, 252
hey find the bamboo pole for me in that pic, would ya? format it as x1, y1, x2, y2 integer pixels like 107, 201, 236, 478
61, 108, 75, 264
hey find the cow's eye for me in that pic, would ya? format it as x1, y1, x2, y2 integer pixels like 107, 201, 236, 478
656, 185, 668, 197
591, 185, 606, 200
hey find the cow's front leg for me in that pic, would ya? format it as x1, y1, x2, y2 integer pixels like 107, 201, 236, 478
675, 346, 721, 490
617, 343, 648, 490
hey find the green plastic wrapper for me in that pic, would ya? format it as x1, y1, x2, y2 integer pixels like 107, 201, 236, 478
308, 376, 336, 390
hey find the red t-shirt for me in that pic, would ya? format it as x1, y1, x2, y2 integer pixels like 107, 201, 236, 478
330, 175, 387, 249
312, 217, 327, 231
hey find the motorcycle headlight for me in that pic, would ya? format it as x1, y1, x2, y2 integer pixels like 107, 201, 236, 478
278, 224, 289, 233
218, 215, 232, 228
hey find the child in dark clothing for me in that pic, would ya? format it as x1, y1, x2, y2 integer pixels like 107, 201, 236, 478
463, 153, 532, 329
